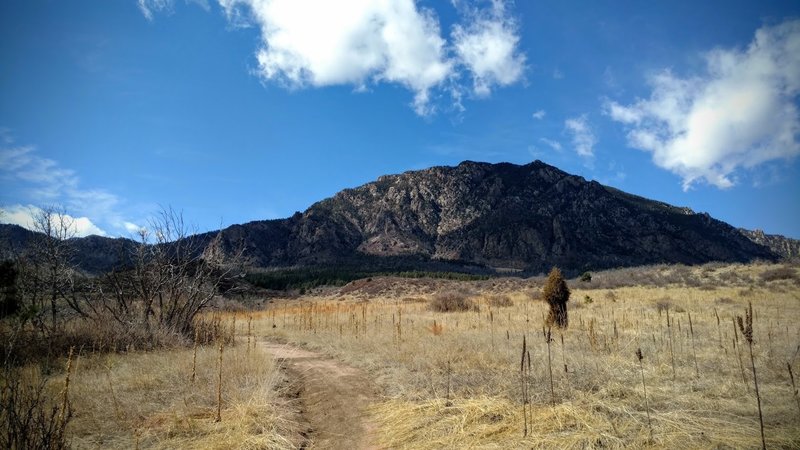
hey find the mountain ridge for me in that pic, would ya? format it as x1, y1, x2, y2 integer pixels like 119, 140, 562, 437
2, 160, 795, 275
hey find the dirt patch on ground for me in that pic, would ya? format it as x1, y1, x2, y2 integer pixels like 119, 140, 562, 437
260, 341, 380, 449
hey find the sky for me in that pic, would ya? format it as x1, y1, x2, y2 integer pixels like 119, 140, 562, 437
1, 0, 799, 239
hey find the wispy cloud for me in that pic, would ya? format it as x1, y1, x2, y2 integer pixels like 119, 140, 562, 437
137, 0, 173, 21
532, 110, 546, 120
605, 19, 800, 190
0, 138, 141, 236
564, 115, 596, 158
137, 0, 528, 115
538, 138, 562, 152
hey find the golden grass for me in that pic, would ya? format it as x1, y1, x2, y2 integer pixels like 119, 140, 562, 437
65, 343, 299, 449
252, 263, 800, 449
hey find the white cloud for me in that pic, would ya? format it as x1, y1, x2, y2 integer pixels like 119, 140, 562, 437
539, 137, 562, 152
452, 0, 525, 97
138, 0, 173, 21
0, 205, 106, 237
564, 115, 596, 157
219, 0, 453, 115
605, 19, 800, 190
211, 0, 524, 114
1, 139, 136, 235
532, 109, 546, 120
123, 221, 144, 234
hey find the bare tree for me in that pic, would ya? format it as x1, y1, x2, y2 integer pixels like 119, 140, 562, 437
12, 206, 78, 333
91, 207, 243, 336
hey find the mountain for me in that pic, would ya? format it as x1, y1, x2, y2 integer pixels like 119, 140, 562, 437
207, 160, 777, 274
0, 223, 137, 274
737, 228, 800, 260
0, 160, 782, 275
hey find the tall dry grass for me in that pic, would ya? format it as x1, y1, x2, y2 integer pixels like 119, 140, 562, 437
64, 342, 299, 449
251, 263, 800, 448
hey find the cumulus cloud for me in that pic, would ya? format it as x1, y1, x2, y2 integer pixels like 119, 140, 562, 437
208, 0, 525, 114
564, 115, 596, 158
218, 0, 451, 114
0, 204, 106, 237
452, 0, 526, 97
532, 109, 546, 120
605, 19, 800, 190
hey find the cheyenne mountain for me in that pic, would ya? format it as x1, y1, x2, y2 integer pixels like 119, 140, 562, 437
205, 160, 778, 274
2, 160, 790, 275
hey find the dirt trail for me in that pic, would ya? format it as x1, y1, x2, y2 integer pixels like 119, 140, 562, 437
260, 341, 380, 450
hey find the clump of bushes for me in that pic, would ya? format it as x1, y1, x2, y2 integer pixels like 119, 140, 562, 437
761, 266, 798, 282
488, 295, 514, 308
428, 292, 479, 313
580, 271, 592, 282
543, 267, 570, 328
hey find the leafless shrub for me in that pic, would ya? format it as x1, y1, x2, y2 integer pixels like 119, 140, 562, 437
487, 295, 514, 308
761, 266, 798, 282
655, 298, 672, 313
428, 292, 478, 313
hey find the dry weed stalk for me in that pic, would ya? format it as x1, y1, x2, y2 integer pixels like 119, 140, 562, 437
104, 360, 123, 421
788, 363, 800, 420
191, 328, 199, 383
58, 347, 75, 429
688, 312, 698, 378
215, 342, 223, 423
520, 334, 529, 437
490, 310, 495, 350
636, 348, 653, 441
732, 317, 748, 387
737, 302, 765, 450
544, 326, 556, 407
666, 308, 676, 380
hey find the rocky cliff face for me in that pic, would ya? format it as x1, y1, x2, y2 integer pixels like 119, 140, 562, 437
738, 228, 800, 260
209, 160, 776, 274
1, 160, 782, 275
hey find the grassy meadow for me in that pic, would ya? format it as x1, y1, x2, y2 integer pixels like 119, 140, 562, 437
4, 261, 800, 449
250, 262, 800, 449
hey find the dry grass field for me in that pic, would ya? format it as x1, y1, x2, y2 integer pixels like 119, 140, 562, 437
248, 262, 800, 449
7, 262, 800, 449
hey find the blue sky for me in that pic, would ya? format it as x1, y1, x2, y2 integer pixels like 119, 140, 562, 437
1, 0, 799, 239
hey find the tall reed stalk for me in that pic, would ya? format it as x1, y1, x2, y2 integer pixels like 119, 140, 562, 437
636, 348, 653, 441
737, 302, 765, 450
215, 342, 224, 423
688, 312, 698, 377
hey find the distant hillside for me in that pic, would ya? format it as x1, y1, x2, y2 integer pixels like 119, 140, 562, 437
207, 160, 777, 275
1, 160, 782, 276
0, 223, 136, 273
738, 228, 800, 260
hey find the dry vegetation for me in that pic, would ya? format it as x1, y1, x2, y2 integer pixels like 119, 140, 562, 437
248, 262, 800, 449
3, 261, 800, 448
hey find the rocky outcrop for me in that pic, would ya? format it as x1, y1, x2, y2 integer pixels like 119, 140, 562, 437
210, 160, 776, 274
738, 228, 800, 260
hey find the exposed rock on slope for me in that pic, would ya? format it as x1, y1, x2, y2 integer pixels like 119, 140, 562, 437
738, 228, 800, 260
1, 160, 781, 275
210, 160, 776, 274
